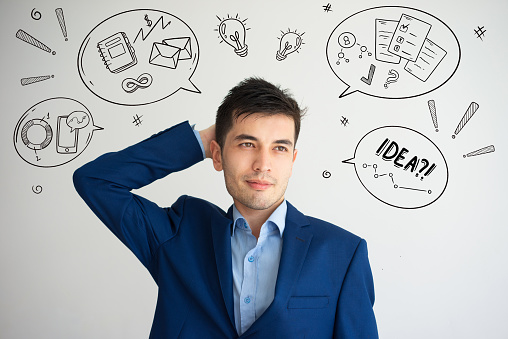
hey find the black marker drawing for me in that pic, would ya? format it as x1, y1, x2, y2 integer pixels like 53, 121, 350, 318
122, 73, 153, 93
343, 126, 448, 209
21, 75, 54, 86
340, 116, 349, 127
361, 64, 376, 85
323, 3, 332, 13
463, 145, 495, 158
452, 102, 479, 139
474, 26, 486, 41
322, 170, 332, 178
31, 8, 41, 20
216, 14, 249, 57
32, 185, 43, 194
427, 99, 439, 132
384, 69, 399, 88
78, 9, 200, 106
326, 6, 460, 99
13, 97, 103, 168
132, 114, 143, 127
16, 29, 55, 55
55, 8, 67, 41
276, 29, 304, 61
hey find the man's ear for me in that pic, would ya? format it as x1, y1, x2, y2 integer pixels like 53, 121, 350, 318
210, 140, 223, 171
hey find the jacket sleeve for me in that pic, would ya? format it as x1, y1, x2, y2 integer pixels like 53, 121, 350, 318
334, 239, 379, 339
73, 121, 204, 268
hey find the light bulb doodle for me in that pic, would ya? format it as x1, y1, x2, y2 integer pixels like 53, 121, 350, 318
276, 29, 304, 61
216, 14, 249, 57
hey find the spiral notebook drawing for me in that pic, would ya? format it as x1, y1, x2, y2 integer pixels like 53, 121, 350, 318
97, 32, 137, 74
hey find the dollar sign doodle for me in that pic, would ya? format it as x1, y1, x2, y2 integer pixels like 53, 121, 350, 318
144, 14, 152, 27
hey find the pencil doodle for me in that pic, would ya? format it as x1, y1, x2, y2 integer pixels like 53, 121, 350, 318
13, 98, 103, 167
343, 126, 448, 209
78, 9, 200, 106
326, 6, 460, 99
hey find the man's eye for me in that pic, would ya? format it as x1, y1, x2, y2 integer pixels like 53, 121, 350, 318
274, 146, 288, 152
241, 142, 254, 147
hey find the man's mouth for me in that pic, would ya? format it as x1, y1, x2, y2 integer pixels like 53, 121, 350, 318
246, 180, 273, 190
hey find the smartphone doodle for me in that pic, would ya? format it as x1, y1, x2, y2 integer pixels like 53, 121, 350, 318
56, 115, 78, 154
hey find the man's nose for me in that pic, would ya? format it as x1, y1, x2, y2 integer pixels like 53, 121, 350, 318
253, 148, 271, 172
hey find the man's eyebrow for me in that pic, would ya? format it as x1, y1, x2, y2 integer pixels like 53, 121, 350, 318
233, 134, 258, 142
274, 139, 294, 147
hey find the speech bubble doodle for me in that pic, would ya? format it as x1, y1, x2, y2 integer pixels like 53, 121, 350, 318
66, 111, 90, 132
326, 6, 460, 99
78, 9, 200, 106
343, 126, 448, 209
13, 97, 103, 168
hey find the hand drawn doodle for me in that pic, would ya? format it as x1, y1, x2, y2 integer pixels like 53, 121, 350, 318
323, 3, 332, 13
216, 14, 249, 57
452, 102, 479, 139
463, 145, 495, 158
55, 8, 68, 41
32, 185, 43, 194
343, 126, 448, 209
474, 26, 486, 41
427, 99, 439, 132
78, 9, 200, 106
13, 98, 103, 167
16, 29, 56, 55
31, 8, 41, 20
132, 114, 143, 127
276, 29, 304, 61
21, 75, 54, 86
326, 6, 460, 99
322, 170, 332, 178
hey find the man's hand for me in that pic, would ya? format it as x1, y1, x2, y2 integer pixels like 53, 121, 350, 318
199, 124, 216, 159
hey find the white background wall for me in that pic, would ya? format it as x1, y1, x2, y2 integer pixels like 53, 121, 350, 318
1, 0, 507, 338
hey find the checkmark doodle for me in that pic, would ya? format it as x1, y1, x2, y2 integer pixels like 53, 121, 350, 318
361, 64, 376, 85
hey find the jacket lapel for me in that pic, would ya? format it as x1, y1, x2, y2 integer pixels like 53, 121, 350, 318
242, 201, 313, 336
210, 207, 236, 330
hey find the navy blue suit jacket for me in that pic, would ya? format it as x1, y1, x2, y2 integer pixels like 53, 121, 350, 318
73, 122, 378, 338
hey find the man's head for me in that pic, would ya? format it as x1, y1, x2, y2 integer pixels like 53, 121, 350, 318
210, 77, 305, 215
215, 77, 305, 149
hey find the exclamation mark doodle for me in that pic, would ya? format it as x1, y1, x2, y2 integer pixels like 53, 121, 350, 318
452, 102, 479, 139
55, 8, 67, 41
463, 145, 495, 158
427, 99, 438, 132
16, 29, 56, 55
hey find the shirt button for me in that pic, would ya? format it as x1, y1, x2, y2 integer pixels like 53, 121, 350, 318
248, 256, 255, 262
244, 297, 251, 304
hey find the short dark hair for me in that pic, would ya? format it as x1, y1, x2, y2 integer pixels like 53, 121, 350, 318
215, 77, 305, 148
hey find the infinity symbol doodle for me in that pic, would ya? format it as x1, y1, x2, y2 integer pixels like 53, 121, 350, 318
122, 73, 153, 93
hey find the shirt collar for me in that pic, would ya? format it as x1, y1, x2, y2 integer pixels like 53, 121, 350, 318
231, 200, 287, 237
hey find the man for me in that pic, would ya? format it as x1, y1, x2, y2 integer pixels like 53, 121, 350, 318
73, 77, 378, 338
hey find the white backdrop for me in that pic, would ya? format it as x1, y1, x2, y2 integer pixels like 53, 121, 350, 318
1, 0, 507, 338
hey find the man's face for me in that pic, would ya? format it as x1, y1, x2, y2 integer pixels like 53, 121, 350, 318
212, 113, 298, 213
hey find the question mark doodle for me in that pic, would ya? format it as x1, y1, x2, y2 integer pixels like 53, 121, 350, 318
32, 185, 43, 194
322, 170, 332, 178
384, 69, 399, 89
31, 8, 42, 20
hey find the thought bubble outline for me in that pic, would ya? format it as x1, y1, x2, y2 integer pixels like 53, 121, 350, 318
326, 6, 461, 99
77, 9, 200, 106
13, 97, 103, 168
343, 126, 449, 209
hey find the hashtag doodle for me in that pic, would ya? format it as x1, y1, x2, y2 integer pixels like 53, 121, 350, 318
323, 3, 332, 12
122, 73, 153, 93
340, 116, 349, 127
132, 114, 143, 127
474, 26, 486, 40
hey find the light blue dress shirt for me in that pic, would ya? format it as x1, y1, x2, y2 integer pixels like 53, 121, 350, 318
193, 127, 287, 335
231, 202, 286, 335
